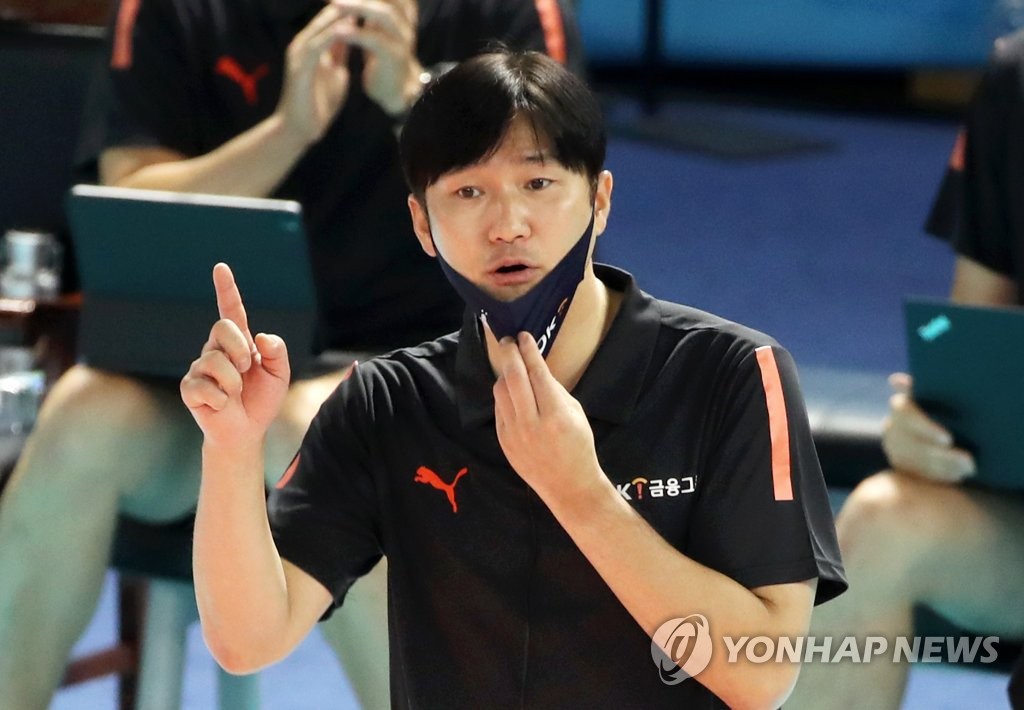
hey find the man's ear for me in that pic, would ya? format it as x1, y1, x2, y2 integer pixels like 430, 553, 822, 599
408, 194, 436, 257
592, 170, 613, 238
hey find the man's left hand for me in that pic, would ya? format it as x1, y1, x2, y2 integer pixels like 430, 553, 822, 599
492, 332, 605, 506
333, 0, 421, 116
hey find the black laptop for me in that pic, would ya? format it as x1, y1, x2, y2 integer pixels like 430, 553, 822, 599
66, 185, 317, 378
905, 297, 1024, 489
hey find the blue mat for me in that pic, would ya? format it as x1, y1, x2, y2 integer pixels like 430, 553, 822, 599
600, 97, 956, 374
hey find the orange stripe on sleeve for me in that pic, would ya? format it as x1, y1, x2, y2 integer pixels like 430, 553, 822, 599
533, 0, 567, 64
111, 0, 142, 69
274, 359, 357, 490
949, 128, 966, 171
275, 454, 301, 490
754, 346, 794, 502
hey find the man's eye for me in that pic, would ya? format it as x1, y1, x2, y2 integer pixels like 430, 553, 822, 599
527, 178, 552, 190
456, 187, 480, 199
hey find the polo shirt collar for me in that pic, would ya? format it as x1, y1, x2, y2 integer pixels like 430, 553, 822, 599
455, 264, 661, 429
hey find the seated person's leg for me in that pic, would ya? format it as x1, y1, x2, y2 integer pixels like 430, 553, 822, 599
789, 471, 1024, 710
0, 365, 204, 710
0, 361, 389, 710
265, 365, 390, 710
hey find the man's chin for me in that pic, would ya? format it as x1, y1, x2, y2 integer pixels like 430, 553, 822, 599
481, 284, 533, 302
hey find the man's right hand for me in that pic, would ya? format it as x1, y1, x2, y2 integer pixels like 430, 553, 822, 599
181, 263, 291, 448
881, 372, 976, 483
277, 2, 358, 147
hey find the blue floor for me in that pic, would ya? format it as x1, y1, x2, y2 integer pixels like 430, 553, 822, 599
50, 96, 1013, 707
600, 96, 955, 372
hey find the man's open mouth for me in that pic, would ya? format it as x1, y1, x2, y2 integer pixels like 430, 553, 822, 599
495, 264, 529, 274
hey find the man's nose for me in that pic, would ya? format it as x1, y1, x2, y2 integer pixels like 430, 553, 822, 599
486, 194, 530, 243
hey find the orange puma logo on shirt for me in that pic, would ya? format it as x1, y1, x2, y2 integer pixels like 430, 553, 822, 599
215, 56, 269, 106
414, 466, 470, 513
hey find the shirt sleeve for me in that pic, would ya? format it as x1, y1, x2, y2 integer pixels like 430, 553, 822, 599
924, 31, 1024, 278
686, 343, 847, 605
76, 0, 201, 175
268, 363, 384, 614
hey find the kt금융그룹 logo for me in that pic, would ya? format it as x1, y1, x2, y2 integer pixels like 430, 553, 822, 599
617, 476, 695, 501
651, 614, 713, 684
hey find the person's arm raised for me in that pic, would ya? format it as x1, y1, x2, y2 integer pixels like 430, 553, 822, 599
182, 263, 332, 673
101, 2, 356, 196
334, 0, 422, 117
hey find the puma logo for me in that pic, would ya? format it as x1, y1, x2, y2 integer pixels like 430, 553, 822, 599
414, 466, 470, 513
215, 56, 269, 106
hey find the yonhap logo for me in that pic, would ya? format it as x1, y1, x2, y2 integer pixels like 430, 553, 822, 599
651, 614, 713, 684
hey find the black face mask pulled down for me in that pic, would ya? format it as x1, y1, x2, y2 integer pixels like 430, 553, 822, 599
434, 212, 595, 358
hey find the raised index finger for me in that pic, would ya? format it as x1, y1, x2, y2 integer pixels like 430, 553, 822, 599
212, 263, 256, 351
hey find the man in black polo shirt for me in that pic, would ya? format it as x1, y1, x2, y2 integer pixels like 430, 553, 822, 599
183, 50, 846, 708
0, 2, 581, 707
789, 29, 1024, 710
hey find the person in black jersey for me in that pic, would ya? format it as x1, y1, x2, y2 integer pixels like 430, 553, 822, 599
0, 2, 583, 708
183, 50, 847, 708
789, 29, 1024, 710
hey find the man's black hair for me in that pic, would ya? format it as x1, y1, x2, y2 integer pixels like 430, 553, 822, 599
399, 49, 606, 202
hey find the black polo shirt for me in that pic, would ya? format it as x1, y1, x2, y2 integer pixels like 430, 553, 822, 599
269, 265, 847, 709
925, 28, 1024, 303
75, 0, 584, 350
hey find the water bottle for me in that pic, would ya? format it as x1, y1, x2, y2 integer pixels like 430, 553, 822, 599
0, 230, 63, 299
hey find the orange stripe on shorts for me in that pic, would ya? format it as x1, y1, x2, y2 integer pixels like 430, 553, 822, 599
533, 0, 567, 64
111, 0, 142, 69
754, 346, 793, 501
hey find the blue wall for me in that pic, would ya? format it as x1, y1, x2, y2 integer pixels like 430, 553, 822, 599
578, 0, 1004, 67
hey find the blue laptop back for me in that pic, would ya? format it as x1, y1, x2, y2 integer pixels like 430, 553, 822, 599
905, 298, 1024, 490
66, 185, 317, 378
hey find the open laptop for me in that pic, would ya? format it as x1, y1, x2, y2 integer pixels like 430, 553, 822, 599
905, 297, 1024, 489
66, 184, 318, 378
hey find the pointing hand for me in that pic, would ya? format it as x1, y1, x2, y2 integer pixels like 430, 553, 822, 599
181, 263, 291, 448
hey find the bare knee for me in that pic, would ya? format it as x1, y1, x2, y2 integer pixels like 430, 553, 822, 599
39, 365, 176, 434
18, 366, 196, 503
837, 471, 954, 580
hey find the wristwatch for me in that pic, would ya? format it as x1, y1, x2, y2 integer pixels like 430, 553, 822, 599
393, 61, 458, 131
416, 61, 457, 90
